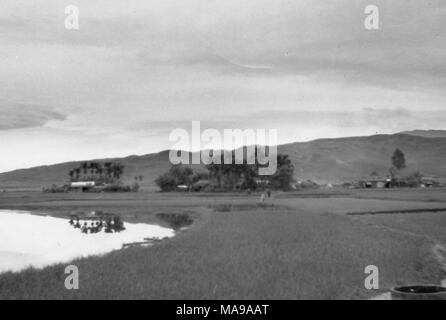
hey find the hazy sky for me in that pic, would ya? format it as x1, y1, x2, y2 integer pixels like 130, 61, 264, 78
1, 0, 446, 172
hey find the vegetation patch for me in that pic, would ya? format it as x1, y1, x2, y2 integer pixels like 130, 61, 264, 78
276, 192, 352, 199
210, 203, 290, 212
156, 153, 294, 192
43, 161, 143, 193
155, 212, 194, 230
1, 190, 445, 299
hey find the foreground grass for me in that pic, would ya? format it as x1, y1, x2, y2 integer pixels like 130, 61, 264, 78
1, 190, 445, 299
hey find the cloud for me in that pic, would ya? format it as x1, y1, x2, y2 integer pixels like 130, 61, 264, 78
128, 107, 446, 139
240, 108, 446, 131
0, 0, 445, 172
2, 0, 446, 93
0, 102, 66, 130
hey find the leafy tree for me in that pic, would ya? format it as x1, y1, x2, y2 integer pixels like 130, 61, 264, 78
404, 171, 423, 188
205, 151, 257, 191
267, 154, 294, 190
389, 149, 407, 187
205, 151, 293, 191
155, 174, 177, 192
156, 151, 295, 192
155, 165, 194, 191
111, 163, 125, 180
191, 172, 209, 184
392, 149, 406, 171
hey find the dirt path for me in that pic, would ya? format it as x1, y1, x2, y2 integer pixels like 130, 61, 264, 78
370, 244, 446, 300
433, 244, 446, 273
347, 212, 446, 271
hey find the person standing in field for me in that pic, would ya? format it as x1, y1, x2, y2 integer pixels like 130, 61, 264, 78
266, 188, 271, 198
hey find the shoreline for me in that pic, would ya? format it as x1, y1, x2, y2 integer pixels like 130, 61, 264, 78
0, 209, 175, 274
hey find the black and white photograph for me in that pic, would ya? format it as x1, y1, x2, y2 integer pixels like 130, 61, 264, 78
1, 0, 446, 304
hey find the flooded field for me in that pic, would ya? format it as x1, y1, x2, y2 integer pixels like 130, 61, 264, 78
0, 210, 175, 274
0, 189, 445, 299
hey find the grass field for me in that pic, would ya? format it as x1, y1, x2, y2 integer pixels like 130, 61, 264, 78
0, 188, 445, 299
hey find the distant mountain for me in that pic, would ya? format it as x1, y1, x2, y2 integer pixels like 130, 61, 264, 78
1, 133, 445, 189
279, 133, 446, 183
400, 130, 446, 138
0, 151, 176, 191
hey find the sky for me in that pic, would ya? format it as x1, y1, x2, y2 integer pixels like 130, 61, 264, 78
0, 0, 446, 172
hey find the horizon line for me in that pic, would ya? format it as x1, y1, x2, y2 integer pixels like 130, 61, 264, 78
1, 129, 443, 174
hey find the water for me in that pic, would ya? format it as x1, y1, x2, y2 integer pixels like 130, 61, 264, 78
0, 210, 175, 274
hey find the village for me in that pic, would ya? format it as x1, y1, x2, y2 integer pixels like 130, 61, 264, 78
41, 148, 443, 194
2, 0, 446, 303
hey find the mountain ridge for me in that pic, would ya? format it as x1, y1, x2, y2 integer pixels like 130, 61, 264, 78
399, 129, 446, 138
1, 133, 445, 189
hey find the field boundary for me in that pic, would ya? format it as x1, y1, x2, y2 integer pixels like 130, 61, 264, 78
347, 208, 446, 216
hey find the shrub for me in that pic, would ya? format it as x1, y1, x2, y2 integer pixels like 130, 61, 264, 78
103, 183, 131, 192
155, 165, 194, 191
42, 184, 69, 193
155, 213, 194, 230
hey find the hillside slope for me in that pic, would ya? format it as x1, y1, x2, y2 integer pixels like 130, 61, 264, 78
1, 133, 445, 189
279, 134, 446, 183
0, 151, 176, 190
400, 130, 446, 139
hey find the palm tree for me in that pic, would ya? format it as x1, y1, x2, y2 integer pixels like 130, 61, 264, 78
74, 168, 81, 181
104, 162, 113, 182
89, 163, 96, 180
91, 162, 102, 181
111, 163, 124, 181
68, 170, 75, 182
80, 162, 89, 177
96, 164, 104, 182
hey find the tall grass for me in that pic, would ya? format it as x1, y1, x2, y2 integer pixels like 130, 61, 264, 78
0, 190, 445, 299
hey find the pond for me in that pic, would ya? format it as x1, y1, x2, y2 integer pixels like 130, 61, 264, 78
0, 210, 175, 274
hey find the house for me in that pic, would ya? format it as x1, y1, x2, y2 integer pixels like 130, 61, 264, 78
420, 177, 438, 188
192, 180, 212, 192
359, 177, 391, 189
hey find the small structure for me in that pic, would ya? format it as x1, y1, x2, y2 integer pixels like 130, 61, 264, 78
70, 181, 95, 192
192, 180, 212, 192
420, 177, 436, 188
176, 185, 189, 191
359, 177, 391, 189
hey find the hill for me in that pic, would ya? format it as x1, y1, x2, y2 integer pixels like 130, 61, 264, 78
1, 133, 445, 189
0, 152, 176, 191
400, 130, 446, 138
279, 134, 446, 183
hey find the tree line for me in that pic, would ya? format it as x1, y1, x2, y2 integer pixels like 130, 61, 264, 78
156, 151, 294, 192
68, 161, 125, 184
368, 149, 440, 188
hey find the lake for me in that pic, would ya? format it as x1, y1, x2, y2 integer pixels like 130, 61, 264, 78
0, 210, 175, 274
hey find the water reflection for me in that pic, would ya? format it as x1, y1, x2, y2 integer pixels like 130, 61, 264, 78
0, 210, 174, 274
